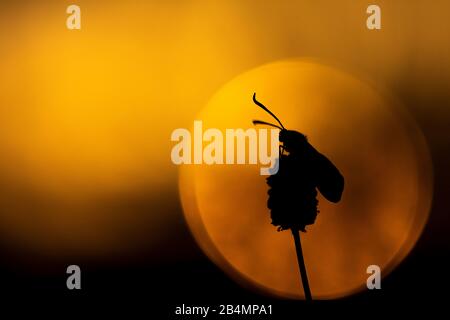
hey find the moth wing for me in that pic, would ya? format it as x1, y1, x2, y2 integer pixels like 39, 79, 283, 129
313, 151, 344, 203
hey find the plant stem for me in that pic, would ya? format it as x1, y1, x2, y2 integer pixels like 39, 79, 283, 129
291, 228, 312, 300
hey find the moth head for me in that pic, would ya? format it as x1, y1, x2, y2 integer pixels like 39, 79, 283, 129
280, 130, 308, 154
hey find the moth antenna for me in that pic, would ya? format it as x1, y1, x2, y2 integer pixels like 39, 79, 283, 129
252, 93, 285, 129
252, 120, 283, 129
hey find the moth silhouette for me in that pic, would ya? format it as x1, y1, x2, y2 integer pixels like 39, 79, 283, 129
252, 93, 344, 232
252, 93, 345, 300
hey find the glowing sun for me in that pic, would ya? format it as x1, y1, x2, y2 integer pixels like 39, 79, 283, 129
179, 59, 432, 299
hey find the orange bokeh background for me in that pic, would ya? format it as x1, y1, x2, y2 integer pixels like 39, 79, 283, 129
0, 1, 447, 264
